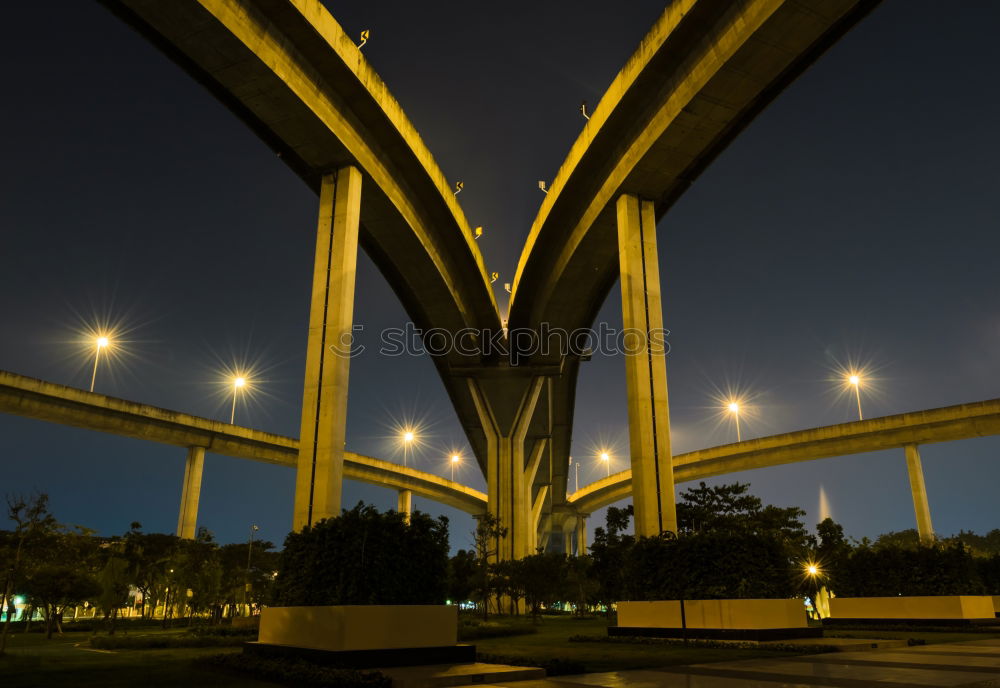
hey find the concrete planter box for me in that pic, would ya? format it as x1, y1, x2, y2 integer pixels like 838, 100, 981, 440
612, 599, 817, 641
258, 605, 457, 652
828, 596, 997, 624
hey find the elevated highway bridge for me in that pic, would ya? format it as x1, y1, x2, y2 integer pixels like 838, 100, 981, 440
4, 370, 993, 548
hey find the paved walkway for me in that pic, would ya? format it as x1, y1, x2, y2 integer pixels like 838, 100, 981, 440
455, 638, 1000, 688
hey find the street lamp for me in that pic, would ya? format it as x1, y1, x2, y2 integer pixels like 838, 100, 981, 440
244, 524, 259, 615
402, 430, 415, 467
727, 401, 742, 442
600, 451, 611, 478
89, 335, 111, 393
847, 373, 863, 420
450, 453, 460, 481
230, 376, 247, 424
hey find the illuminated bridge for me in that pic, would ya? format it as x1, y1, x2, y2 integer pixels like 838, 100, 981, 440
5, 370, 994, 552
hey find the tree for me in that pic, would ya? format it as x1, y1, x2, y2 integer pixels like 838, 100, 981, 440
94, 540, 132, 635
172, 530, 222, 624
123, 527, 179, 619
1, 493, 57, 655
272, 503, 449, 607
564, 554, 598, 616
589, 505, 634, 613
677, 482, 809, 550
519, 552, 566, 622
22, 566, 101, 639
470, 513, 506, 620
490, 559, 524, 616
447, 550, 477, 605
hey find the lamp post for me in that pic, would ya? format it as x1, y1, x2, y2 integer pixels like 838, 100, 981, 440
450, 453, 460, 481
600, 451, 610, 478
89, 336, 110, 392
244, 524, 259, 616
727, 401, 742, 442
230, 376, 246, 424
848, 373, 863, 420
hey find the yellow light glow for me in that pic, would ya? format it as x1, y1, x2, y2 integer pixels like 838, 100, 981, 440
96, 336, 110, 349
403, 431, 414, 443
806, 563, 820, 576
233, 376, 246, 388
728, 401, 739, 413
451, 454, 460, 463
848, 374, 860, 386
600, 452, 610, 462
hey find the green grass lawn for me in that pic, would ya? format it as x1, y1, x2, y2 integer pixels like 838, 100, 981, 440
4, 615, 1000, 687
472, 615, 817, 672
0, 631, 279, 688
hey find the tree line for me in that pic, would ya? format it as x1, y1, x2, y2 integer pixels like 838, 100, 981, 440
0, 493, 278, 654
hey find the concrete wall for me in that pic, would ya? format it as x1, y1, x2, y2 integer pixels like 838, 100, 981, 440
617, 599, 806, 630
258, 605, 456, 651
830, 596, 996, 620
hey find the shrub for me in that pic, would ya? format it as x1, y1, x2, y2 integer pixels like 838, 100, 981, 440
458, 622, 537, 640
198, 652, 390, 688
622, 531, 796, 600
836, 541, 984, 597
187, 626, 258, 638
978, 553, 1000, 593
272, 503, 449, 606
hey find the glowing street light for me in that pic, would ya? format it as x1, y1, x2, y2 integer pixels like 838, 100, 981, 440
805, 563, 820, 577
230, 375, 247, 424
402, 430, 415, 467
847, 373, 863, 420
450, 453, 460, 481
89, 335, 111, 393
727, 400, 742, 442
599, 450, 611, 478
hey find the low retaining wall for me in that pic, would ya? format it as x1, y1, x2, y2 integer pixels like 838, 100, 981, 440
258, 605, 457, 652
828, 596, 997, 624
618, 599, 806, 630
612, 599, 817, 641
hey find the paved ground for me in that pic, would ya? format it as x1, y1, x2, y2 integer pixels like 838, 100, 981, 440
456, 638, 1000, 688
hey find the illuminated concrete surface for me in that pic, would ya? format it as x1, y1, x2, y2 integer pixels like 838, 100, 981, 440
507, 0, 883, 534
569, 397, 1000, 514
453, 639, 1000, 687
0, 370, 487, 522
293, 167, 361, 530
99, 0, 884, 553
7, 370, 998, 544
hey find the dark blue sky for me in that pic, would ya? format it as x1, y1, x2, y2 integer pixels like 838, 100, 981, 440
1, 1, 998, 549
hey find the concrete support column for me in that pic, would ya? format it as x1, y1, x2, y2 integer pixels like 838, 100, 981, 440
616, 193, 677, 537
904, 444, 935, 544
576, 514, 588, 556
469, 377, 544, 561
294, 167, 362, 531
397, 489, 412, 524
176, 446, 205, 539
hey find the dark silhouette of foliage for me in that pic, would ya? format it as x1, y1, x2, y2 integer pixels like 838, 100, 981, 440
471, 513, 506, 619
272, 503, 449, 606
677, 482, 809, 550
589, 505, 634, 611
623, 530, 796, 600
835, 540, 984, 597
447, 549, 477, 604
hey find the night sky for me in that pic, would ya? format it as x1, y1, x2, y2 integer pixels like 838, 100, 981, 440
2, 1, 999, 550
